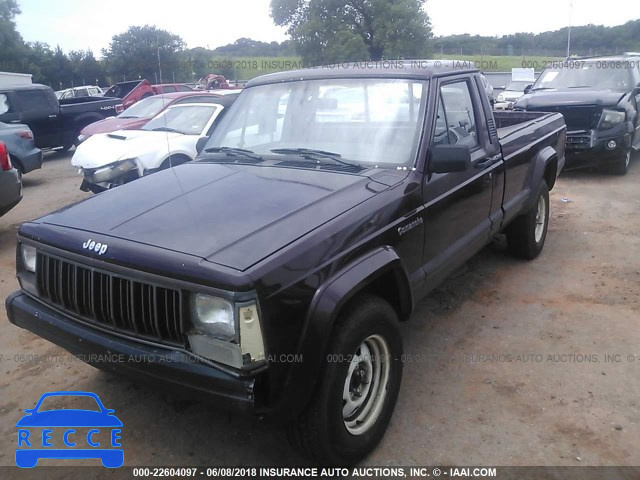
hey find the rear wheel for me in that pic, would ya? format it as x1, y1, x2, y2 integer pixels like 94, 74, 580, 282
506, 180, 549, 260
287, 294, 403, 465
609, 148, 631, 175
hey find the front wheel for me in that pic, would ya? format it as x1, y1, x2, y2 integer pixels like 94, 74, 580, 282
288, 295, 403, 465
609, 148, 631, 175
506, 180, 550, 260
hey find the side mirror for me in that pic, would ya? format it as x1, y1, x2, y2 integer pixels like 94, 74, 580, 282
633, 82, 640, 95
196, 137, 207, 155
524, 84, 533, 94
429, 144, 471, 174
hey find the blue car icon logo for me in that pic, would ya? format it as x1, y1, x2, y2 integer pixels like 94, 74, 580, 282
16, 391, 123, 468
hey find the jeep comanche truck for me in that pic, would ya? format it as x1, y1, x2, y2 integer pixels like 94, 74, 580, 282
6, 62, 566, 465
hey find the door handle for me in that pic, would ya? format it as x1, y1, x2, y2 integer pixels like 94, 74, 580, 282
475, 155, 502, 169
48, 114, 57, 118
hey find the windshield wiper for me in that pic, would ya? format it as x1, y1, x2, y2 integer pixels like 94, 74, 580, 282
531, 87, 554, 91
270, 148, 360, 169
567, 85, 593, 88
203, 146, 263, 161
151, 126, 180, 133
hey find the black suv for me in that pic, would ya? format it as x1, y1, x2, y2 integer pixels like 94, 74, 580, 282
515, 53, 640, 174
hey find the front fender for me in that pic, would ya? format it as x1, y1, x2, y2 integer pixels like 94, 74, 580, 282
263, 246, 411, 422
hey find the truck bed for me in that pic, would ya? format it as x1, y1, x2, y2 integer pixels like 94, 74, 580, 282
495, 110, 566, 163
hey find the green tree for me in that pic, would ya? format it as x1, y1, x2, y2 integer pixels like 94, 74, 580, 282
0, 0, 28, 72
102, 25, 186, 83
271, 0, 432, 64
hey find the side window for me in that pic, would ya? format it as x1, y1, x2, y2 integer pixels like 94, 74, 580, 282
439, 81, 479, 149
433, 95, 449, 146
162, 86, 176, 93
0, 93, 13, 114
15, 89, 50, 112
177, 85, 192, 92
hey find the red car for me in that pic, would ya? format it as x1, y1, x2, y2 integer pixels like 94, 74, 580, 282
77, 91, 227, 144
104, 80, 194, 113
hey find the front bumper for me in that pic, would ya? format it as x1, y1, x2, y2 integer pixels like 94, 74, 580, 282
564, 128, 632, 168
6, 291, 257, 412
0, 168, 22, 216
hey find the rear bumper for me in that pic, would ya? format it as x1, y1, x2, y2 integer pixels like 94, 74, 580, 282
0, 169, 22, 216
6, 291, 257, 412
19, 148, 43, 174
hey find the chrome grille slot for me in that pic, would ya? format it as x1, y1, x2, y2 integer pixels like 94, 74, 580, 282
35, 252, 185, 346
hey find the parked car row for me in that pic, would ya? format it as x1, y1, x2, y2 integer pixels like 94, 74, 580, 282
72, 93, 239, 192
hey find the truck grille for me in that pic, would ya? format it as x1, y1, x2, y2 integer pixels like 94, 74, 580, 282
35, 252, 185, 346
531, 106, 602, 131
566, 134, 592, 150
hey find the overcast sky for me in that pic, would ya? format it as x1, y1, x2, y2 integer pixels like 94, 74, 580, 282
14, 0, 638, 55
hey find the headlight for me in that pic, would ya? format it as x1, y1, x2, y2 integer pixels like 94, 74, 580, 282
598, 109, 625, 130
77, 133, 87, 144
21, 244, 37, 273
188, 294, 266, 369
496, 94, 505, 102
91, 159, 137, 183
190, 294, 236, 341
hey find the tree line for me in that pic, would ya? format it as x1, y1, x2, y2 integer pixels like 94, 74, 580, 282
1, 0, 638, 89
433, 20, 640, 57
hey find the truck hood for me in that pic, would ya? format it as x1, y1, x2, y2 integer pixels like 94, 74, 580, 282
80, 117, 149, 137
515, 88, 626, 110
71, 130, 183, 169
39, 162, 387, 271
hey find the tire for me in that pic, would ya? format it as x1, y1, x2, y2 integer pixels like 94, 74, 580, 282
609, 148, 631, 176
506, 180, 550, 260
158, 156, 191, 173
287, 294, 403, 465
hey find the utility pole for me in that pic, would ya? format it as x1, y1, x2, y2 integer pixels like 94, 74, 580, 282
157, 33, 163, 84
566, 0, 573, 57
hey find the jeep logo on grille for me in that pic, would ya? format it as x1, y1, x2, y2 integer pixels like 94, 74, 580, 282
82, 239, 108, 255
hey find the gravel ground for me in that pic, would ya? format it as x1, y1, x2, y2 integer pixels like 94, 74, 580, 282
0, 150, 638, 476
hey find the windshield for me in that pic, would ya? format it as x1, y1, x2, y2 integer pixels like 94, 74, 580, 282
533, 64, 634, 91
142, 104, 218, 135
506, 81, 531, 92
204, 78, 428, 167
119, 96, 170, 119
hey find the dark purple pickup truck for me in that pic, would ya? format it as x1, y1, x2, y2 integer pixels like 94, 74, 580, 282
7, 62, 565, 465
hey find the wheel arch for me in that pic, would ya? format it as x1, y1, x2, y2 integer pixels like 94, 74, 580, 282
266, 246, 412, 422
528, 146, 557, 207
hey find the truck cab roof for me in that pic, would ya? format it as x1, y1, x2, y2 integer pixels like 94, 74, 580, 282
246, 60, 479, 87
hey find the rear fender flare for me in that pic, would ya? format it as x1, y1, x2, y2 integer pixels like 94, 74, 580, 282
527, 146, 557, 208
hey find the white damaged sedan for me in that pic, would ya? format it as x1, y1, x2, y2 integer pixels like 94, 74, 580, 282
72, 96, 237, 193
